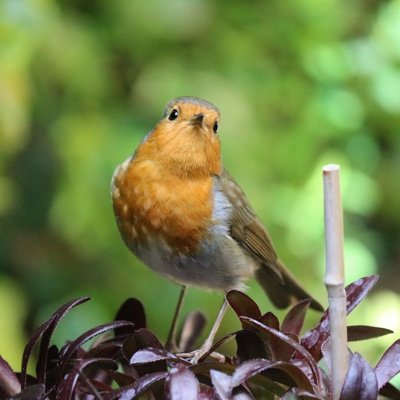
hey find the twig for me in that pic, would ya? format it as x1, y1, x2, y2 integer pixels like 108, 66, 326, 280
323, 164, 349, 400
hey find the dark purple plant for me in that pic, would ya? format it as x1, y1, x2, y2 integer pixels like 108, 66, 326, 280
0, 276, 399, 399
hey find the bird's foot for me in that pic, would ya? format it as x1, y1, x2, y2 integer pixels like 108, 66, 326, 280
191, 340, 212, 364
176, 339, 214, 364
177, 349, 226, 365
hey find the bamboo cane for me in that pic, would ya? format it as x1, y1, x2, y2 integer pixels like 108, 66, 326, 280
323, 164, 348, 400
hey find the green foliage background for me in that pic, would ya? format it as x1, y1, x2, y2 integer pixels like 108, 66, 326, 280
1, 0, 400, 370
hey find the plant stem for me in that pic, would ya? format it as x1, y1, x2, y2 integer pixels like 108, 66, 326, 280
323, 164, 348, 400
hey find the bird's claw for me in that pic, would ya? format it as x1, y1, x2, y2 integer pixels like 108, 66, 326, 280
175, 339, 216, 364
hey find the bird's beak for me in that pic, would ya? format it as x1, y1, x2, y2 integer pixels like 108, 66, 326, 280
189, 113, 204, 127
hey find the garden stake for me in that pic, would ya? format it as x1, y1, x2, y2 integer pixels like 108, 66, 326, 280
323, 164, 349, 400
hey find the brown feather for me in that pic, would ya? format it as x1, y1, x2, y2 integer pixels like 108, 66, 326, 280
219, 170, 282, 280
219, 169, 323, 311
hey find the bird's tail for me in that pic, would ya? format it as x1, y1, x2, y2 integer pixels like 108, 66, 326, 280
256, 259, 324, 312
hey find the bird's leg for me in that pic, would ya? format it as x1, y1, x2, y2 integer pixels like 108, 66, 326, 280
165, 285, 187, 352
191, 298, 229, 364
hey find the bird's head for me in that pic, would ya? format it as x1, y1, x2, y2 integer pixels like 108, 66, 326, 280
136, 96, 222, 179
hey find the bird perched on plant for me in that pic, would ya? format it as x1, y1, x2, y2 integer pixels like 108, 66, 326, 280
111, 96, 322, 356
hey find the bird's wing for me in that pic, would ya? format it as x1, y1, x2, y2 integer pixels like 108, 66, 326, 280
217, 169, 323, 311
217, 169, 284, 283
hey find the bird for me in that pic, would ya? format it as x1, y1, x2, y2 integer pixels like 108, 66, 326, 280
111, 96, 323, 358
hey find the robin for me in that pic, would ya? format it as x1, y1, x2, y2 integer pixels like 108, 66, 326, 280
111, 96, 323, 359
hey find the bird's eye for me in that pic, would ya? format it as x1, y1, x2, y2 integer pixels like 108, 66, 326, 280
168, 109, 179, 121
213, 121, 219, 133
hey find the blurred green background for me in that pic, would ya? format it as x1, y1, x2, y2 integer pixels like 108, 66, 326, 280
1, 0, 400, 372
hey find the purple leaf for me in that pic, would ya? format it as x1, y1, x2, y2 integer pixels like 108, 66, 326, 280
347, 325, 393, 342
0, 355, 21, 396
231, 359, 271, 388
191, 362, 236, 376
122, 328, 164, 362
301, 276, 379, 361
291, 359, 315, 385
9, 383, 44, 400
166, 363, 199, 400
321, 338, 352, 379
106, 370, 136, 387
103, 371, 168, 400
231, 359, 314, 394
226, 291, 261, 321
282, 300, 311, 336
276, 333, 298, 361
36, 297, 90, 385
241, 317, 295, 362
375, 339, 400, 389
20, 314, 56, 389
320, 339, 332, 376
114, 298, 146, 336
259, 312, 279, 330
124, 331, 171, 377
196, 365, 262, 397
339, 352, 378, 400
199, 386, 217, 399
132, 328, 163, 349
236, 330, 269, 362
47, 344, 59, 369
241, 317, 322, 390
89, 379, 114, 395
129, 348, 180, 365
87, 342, 122, 359
288, 387, 321, 399
60, 320, 134, 365
57, 358, 117, 400
210, 369, 232, 400
379, 382, 400, 398
344, 275, 379, 313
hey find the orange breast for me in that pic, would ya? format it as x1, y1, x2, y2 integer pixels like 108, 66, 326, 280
113, 158, 213, 254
